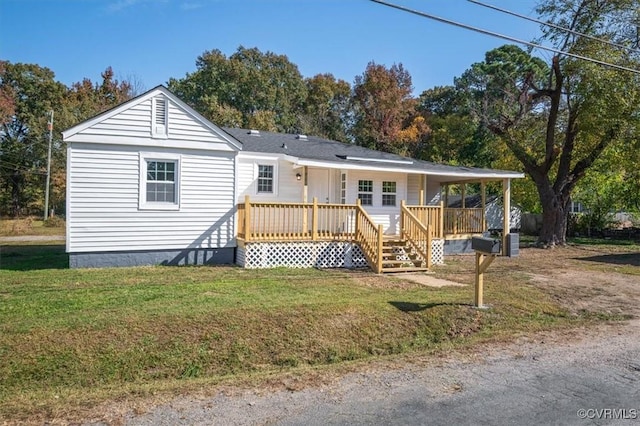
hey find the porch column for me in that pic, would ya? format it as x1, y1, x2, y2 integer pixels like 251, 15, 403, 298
302, 166, 308, 203
481, 180, 487, 231
503, 178, 511, 252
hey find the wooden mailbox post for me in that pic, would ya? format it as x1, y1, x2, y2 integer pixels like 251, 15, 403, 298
471, 237, 500, 308
471, 234, 519, 308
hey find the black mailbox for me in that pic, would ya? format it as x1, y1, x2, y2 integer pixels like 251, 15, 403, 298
505, 233, 519, 257
471, 237, 501, 254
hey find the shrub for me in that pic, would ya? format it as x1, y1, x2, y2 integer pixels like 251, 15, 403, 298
43, 216, 65, 228
10, 217, 34, 234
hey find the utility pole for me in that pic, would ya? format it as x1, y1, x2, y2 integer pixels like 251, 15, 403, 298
44, 110, 53, 220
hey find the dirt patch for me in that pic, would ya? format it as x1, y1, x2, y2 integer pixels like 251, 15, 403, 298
508, 245, 640, 317
388, 273, 466, 287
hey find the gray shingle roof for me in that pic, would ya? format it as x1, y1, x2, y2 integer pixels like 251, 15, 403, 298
222, 128, 523, 181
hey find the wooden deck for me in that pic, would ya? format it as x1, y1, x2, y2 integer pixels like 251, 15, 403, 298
237, 196, 485, 273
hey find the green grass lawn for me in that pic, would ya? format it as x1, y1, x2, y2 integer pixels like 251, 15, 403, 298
0, 242, 633, 422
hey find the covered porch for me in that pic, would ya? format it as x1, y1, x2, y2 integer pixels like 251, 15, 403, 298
235, 176, 514, 273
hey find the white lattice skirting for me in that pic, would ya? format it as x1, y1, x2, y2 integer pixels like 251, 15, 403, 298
237, 239, 445, 269
431, 238, 444, 265
237, 241, 368, 269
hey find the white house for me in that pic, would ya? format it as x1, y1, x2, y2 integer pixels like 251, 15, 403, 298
63, 86, 523, 271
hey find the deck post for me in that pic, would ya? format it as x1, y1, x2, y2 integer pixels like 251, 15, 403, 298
400, 199, 405, 239
377, 224, 384, 273
503, 178, 511, 254
427, 224, 432, 269
439, 201, 444, 238
244, 195, 251, 242
312, 197, 318, 241
355, 198, 361, 239
419, 175, 425, 206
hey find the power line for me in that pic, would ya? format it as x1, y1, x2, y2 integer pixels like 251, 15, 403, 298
467, 0, 640, 55
369, 0, 640, 75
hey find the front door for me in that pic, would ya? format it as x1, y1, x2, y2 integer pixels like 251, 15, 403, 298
307, 169, 330, 203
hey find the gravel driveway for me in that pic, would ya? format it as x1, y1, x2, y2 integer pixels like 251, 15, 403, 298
108, 318, 639, 426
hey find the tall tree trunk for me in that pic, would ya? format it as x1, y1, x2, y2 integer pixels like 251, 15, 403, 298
534, 175, 571, 246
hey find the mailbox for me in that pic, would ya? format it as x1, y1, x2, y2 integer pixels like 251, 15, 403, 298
471, 237, 501, 254
505, 233, 519, 258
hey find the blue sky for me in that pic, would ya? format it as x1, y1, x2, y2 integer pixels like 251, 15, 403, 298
1, 0, 542, 94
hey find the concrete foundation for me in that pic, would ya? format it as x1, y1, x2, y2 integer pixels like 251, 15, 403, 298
69, 247, 235, 268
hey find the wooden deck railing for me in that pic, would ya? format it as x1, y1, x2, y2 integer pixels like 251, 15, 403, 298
400, 201, 432, 268
237, 197, 483, 255
405, 203, 444, 239
443, 208, 484, 235
238, 196, 383, 272
355, 201, 383, 273
237, 195, 356, 242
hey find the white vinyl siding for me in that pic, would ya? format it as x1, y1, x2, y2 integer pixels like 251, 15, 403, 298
67, 143, 236, 252
65, 93, 236, 152
89, 99, 153, 138
407, 174, 442, 205
348, 170, 408, 235
236, 155, 303, 202
407, 174, 421, 205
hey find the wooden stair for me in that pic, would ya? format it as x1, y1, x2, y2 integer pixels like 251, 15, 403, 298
380, 237, 429, 273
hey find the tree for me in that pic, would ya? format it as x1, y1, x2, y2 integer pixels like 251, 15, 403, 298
300, 73, 352, 142
416, 85, 499, 168
168, 46, 307, 133
53, 67, 135, 214
455, 0, 640, 246
352, 62, 425, 155
0, 62, 66, 216
0, 63, 135, 217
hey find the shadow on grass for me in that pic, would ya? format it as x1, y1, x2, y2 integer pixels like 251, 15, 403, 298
0, 244, 68, 271
577, 253, 640, 267
389, 301, 467, 312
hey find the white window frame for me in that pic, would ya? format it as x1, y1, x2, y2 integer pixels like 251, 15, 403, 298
382, 181, 397, 207
151, 97, 169, 139
255, 162, 278, 196
358, 179, 373, 206
139, 152, 181, 210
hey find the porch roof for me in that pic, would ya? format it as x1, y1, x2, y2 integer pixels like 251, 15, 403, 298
223, 128, 524, 182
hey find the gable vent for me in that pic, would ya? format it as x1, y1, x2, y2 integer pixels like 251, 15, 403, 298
155, 98, 167, 125
152, 97, 168, 138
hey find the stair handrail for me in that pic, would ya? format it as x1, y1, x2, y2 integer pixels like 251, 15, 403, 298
354, 200, 383, 273
400, 201, 432, 268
